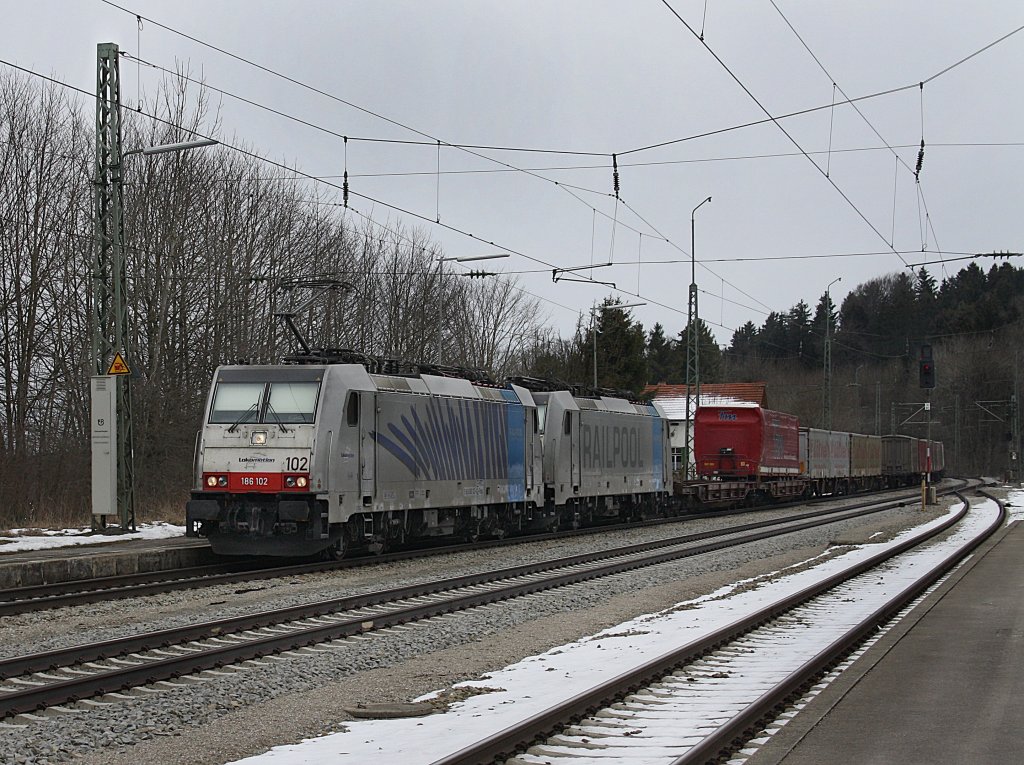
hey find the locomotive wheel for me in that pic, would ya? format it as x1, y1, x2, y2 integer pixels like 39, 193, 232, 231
324, 531, 349, 561
367, 535, 389, 556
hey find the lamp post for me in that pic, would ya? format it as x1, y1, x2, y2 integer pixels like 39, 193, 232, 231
823, 276, 841, 430
91, 41, 219, 533
591, 301, 645, 389
683, 196, 711, 479
434, 253, 509, 363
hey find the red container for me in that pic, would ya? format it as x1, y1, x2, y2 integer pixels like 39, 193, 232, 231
695, 405, 800, 479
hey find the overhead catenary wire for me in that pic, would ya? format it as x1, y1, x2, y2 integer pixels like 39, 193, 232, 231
100, 0, 1024, 168
98, 1, 1015, 314
3, 56, 681, 334
0, 90, 964, 350
659, 0, 915, 270
622, 15, 1024, 157
0, 197, 1010, 361
103, 7, 1013, 293
101, 1, 608, 158
174, 142, 1024, 183
9, 3, 1024, 346
768, 0, 947, 272
119, 50, 667, 247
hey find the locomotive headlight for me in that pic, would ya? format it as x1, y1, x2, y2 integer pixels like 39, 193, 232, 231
251, 430, 268, 446
296, 476, 308, 488
206, 476, 218, 488
285, 476, 296, 488
217, 475, 228, 487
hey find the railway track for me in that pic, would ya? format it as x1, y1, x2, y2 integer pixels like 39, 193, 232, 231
0, 488, 951, 722
424, 489, 1003, 765
0, 483, 961, 616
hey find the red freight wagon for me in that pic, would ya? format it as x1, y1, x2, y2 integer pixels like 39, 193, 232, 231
695, 405, 800, 479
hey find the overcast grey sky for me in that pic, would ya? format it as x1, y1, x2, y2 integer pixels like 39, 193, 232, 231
6, 1, 1023, 343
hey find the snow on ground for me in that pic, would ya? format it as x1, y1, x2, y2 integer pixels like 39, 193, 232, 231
1006, 487, 1024, 523
225, 497, 1001, 765
0, 523, 185, 553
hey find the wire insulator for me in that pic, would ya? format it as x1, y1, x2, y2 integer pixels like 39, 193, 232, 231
915, 139, 925, 182
343, 135, 349, 207
612, 153, 620, 199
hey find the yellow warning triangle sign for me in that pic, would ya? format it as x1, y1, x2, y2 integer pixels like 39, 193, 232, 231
107, 352, 131, 376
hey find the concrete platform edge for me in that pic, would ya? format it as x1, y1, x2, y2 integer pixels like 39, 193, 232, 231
744, 501, 1017, 765
0, 539, 220, 588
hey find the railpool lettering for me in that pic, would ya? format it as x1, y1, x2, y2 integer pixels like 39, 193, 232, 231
580, 423, 645, 469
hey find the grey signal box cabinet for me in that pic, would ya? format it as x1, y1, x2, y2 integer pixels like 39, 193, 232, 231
91, 376, 118, 517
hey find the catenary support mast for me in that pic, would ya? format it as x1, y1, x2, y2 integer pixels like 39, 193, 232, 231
92, 42, 135, 530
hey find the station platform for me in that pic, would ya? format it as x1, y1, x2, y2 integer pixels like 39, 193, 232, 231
749, 507, 1024, 765
0, 533, 217, 589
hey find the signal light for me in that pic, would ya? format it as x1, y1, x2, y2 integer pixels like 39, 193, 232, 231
919, 359, 936, 388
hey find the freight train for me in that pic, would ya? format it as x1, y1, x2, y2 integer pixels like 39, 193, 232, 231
185, 360, 943, 558
690, 403, 944, 507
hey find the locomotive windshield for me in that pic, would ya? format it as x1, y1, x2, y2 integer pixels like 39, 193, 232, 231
210, 381, 320, 425
266, 382, 319, 423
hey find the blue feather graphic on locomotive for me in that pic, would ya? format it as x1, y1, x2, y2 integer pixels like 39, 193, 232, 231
370, 392, 526, 501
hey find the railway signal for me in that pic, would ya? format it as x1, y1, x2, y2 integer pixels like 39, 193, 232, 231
919, 345, 936, 389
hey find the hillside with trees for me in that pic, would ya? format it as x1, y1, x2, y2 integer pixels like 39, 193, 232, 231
541, 262, 1022, 479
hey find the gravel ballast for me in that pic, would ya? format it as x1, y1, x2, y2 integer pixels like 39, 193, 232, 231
0, 492, 967, 765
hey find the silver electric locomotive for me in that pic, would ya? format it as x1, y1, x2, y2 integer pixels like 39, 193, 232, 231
186, 363, 671, 557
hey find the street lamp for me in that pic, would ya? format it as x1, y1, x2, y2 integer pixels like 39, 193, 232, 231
823, 276, 841, 430
591, 301, 646, 389
435, 253, 510, 362
683, 196, 711, 480
91, 132, 218, 533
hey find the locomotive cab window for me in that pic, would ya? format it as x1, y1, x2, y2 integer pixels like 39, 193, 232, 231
345, 392, 359, 426
209, 380, 321, 425
209, 383, 264, 424
266, 382, 319, 424
536, 403, 547, 434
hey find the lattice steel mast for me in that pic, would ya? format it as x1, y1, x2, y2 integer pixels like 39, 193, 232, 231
92, 42, 135, 530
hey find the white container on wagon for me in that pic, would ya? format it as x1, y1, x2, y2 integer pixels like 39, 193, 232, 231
799, 428, 851, 479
